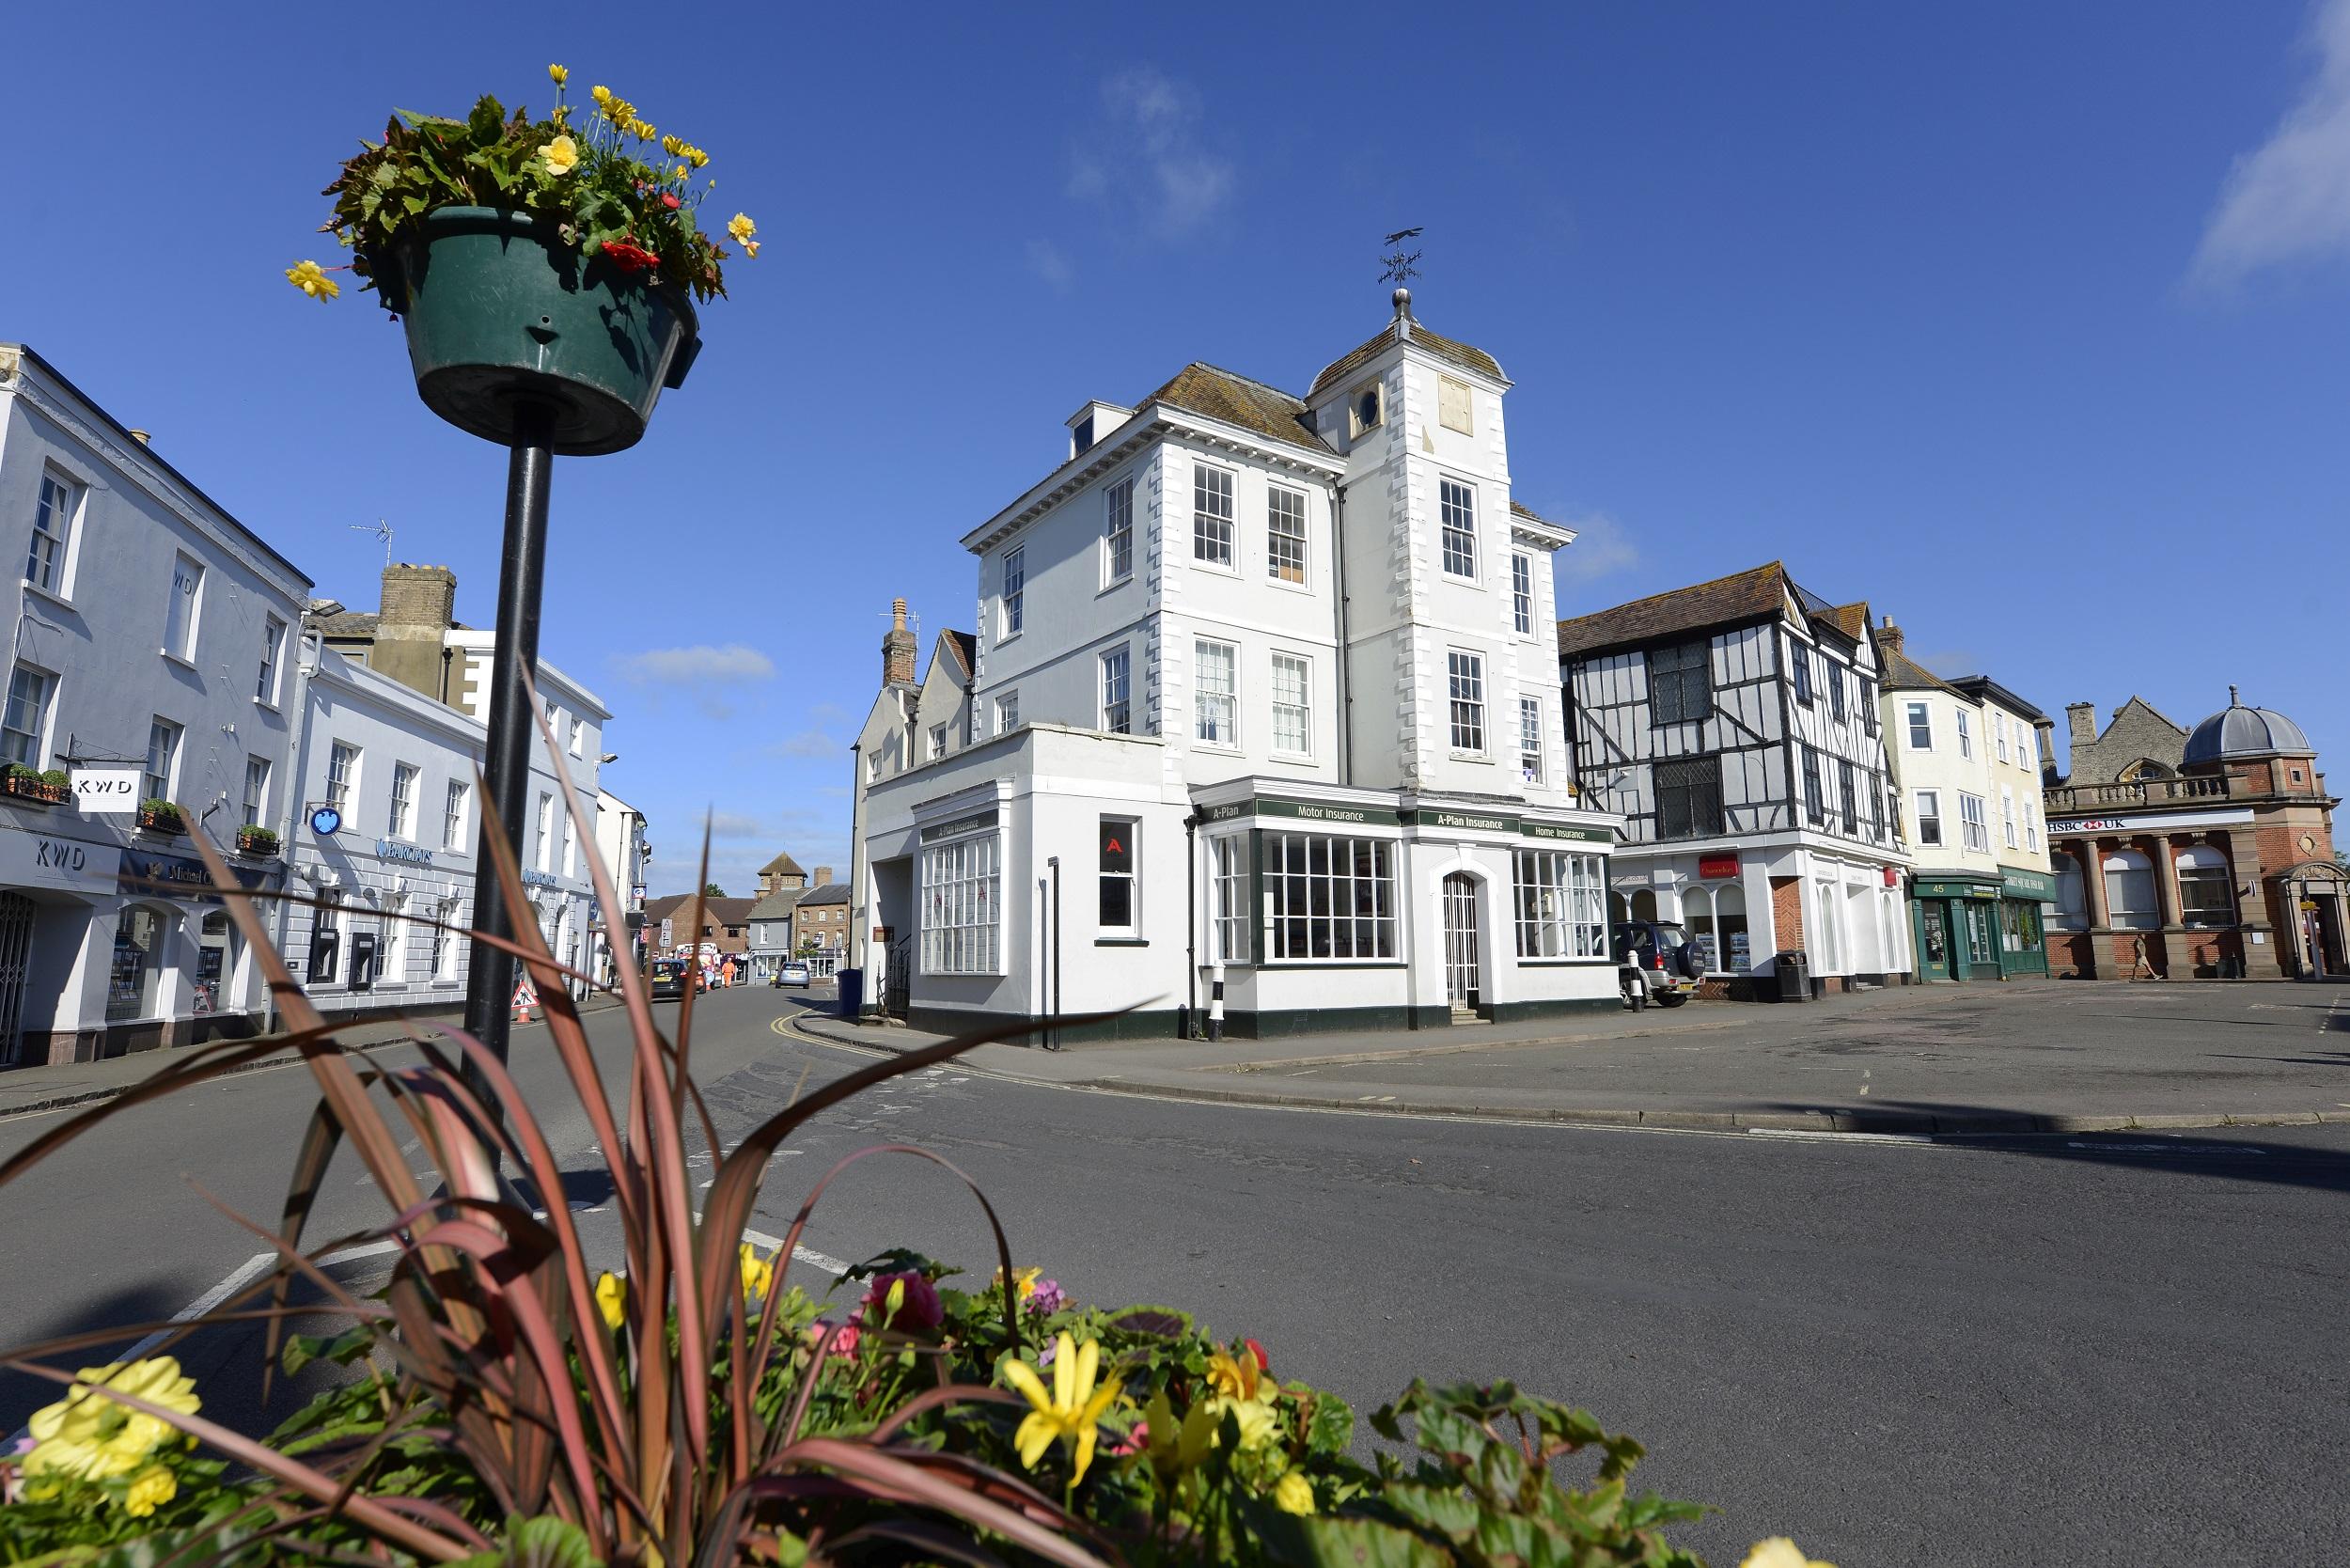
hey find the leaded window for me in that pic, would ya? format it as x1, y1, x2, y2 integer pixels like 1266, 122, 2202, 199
1649, 640, 1711, 725
1655, 755, 1723, 839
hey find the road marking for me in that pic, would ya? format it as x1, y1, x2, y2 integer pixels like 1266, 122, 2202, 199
744, 1227, 848, 1278
2063, 1141, 2268, 1156
1747, 1127, 1933, 1145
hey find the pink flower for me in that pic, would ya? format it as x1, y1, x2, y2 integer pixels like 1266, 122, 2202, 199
1029, 1278, 1068, 1314
860, 1270, 943, 1333
805, 1319, 862, 1358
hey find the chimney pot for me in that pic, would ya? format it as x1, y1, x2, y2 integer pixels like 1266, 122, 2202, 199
2067, 701, 2098, 750
882, 597, 917, 686
1876, 614, 1904, 656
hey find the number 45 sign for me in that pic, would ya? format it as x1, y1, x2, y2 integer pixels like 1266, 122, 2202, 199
71, 768, 140, 814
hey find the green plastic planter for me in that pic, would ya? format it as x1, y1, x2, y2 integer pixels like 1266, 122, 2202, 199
370, 207, 701, 456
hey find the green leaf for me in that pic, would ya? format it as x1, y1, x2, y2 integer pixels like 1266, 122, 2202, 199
451, 1516, 600, 1568
466, 95, 507, 147
1245, 1510, 1452, 1568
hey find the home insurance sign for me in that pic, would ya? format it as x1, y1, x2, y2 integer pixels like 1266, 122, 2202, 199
72, 768, 140, 813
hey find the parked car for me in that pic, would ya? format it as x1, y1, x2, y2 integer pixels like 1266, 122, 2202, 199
650, 958, 696, 1001
1613, 919, 1703, 1009
775, 961, 811, 989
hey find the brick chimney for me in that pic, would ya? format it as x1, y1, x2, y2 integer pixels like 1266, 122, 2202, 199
372, 564, 459, 702
812, 866, 833, 886
1877, 614, 1904, 657
2034, 717, 2060, 783
883, 598, 916, 687
2067, 701, 2098, 751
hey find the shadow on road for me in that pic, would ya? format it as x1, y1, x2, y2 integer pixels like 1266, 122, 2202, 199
1762, 1101, 2350, 1197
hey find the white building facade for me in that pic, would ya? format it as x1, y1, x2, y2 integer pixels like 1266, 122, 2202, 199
857, 295, 1622, 1038
278, 642, 483, 1015
0, 345, 311, 1063
1561, 565, 1912, 996
591, 787, 649, 982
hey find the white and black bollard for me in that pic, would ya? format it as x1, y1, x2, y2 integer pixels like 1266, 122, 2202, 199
1206, 960, 1225, 1043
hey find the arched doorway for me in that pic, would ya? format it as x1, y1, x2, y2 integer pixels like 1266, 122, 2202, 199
1442, 872, 1480, 1012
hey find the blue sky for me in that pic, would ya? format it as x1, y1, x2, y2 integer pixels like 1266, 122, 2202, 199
9, 2, 2346, 893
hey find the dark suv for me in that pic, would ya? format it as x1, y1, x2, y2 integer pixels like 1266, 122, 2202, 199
1612, 919, 1703, 1008
649, 958, 696, 1001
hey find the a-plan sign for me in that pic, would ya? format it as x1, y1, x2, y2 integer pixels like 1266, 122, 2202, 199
70, 768, 140, 813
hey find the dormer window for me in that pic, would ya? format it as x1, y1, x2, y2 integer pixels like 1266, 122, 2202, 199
1349, 383, 1384, 440
1072, 415, 1094, 453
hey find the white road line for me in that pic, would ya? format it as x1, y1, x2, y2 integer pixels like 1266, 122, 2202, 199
1747, 1127, 1935, 1145
743, 1228, 848, 1277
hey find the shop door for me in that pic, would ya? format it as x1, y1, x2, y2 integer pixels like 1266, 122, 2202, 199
0, 892, 35, 1065
1918, 902, 1952, 981
1962, 901, 1998, 976
1443, 873, 1480, 1011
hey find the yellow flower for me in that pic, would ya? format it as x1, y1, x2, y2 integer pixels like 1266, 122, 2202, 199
662, 134, 682, 157
686, 146, 710, 169
742, 241, 760, 259
1138, 1388, 1217, 1480
993, 1264, 1042, 1299
24, 1358, 199, 1488
591, 84, 610, 102
727, 212, 757, 245
1739, 1542, 1835, 1568
284, 260, 339, 302
1002, 1333, 1120, 1484
122, 1464, 177, 1517
595, 1271, 626, 1330
739, 1241, 775, 1302
675, 163, 691, 180
1201, 1394, 1277, 1451
1205, 1348, 1265, 1403
548, 64, 568, 86
540, 134, 579, 177
1274, 1469, 1315, 1515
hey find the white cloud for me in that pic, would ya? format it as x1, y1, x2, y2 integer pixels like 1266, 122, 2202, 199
1026, 238, 1074, 292
612, 643, 776, 684
1552, 511, 1640, 587
2190, 0, 2350, 286
1070, 68, 1237, 241
708, 811, 769, 839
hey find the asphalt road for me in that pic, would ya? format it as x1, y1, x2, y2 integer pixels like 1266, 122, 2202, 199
4, 985, 2345, 1565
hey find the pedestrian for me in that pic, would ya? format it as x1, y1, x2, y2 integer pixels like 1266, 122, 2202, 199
2127, 933, 2160, 981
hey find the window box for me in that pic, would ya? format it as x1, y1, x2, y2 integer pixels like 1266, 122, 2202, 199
2, 767, 68, 806
236, 824, 282, 858
138, 801, 187, 835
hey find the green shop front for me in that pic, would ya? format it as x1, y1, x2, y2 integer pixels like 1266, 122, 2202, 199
1910, 868, 2054, 981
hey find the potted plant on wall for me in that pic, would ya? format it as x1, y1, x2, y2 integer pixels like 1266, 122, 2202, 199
136, 799, 185, 835
288, 66, 754, 453
235, 824, 280, 857
0, 765, 68, 806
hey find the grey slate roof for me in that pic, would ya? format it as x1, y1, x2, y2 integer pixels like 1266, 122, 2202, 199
2185, 696, 2314, 763
795, 883, 851, 907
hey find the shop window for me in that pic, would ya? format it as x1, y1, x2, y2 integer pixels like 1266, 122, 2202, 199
1264, 832, 1395, 960
2175, 846, 2234, 928
1685, 883, 1751, 975
920, 834, 999, 975
106, 906, 166, 1022
2051, 853, 2089, 931
2102, 849, 2158, 930
1512, 850, 1606, 959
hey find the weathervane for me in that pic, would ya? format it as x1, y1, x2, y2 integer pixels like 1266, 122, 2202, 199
1379, 227, 1423, 288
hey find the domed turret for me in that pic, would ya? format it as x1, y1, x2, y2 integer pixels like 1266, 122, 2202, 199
2183, 686, 2314, 767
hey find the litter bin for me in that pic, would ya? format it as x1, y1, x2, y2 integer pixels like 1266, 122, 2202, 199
1775, 950, 1810, 1002
837, 967, 863, 1019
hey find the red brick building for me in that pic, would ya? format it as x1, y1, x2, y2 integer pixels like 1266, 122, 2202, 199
2039, 690, 2342, 980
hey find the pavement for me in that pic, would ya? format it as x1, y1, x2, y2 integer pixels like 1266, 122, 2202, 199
784, 978, 2350, 1134
4, 982, 2345, 1566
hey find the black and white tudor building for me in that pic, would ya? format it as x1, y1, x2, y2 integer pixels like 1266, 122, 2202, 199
1558, 563, 1913, 993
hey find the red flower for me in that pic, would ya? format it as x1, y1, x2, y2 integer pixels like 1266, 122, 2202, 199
661, 192, 682, 211
1246, 1338, 1271, 1375
601, 240, 660, 274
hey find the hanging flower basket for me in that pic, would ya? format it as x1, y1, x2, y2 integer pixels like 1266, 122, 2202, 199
235, 824, 282, 858
368, 207, 699, 455
293, 70, 754, 455
1, 766, 69, 807
137, 801, 186, 835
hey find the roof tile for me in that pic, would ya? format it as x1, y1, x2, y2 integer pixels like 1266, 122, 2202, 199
1137, 363, 1330, 453
1556, 563, 1790, 658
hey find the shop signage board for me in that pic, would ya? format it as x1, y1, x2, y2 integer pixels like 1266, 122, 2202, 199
0, 825, 113, 891
1913, 878, 2001, 901
920, 808, 1000, 843
1698, 853, 1740, 879
378, 839, 434, 865
70, 768, 140, 813
117, 849, 283, 903
2047, 807, 2252, 835
1203, 796, 1609, 842
1999, 868, 2059, 902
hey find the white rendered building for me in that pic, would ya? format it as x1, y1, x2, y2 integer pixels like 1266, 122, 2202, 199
591, 788, 650, 981
857, 293, 1622, 1038
0, 345, 311, 1063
